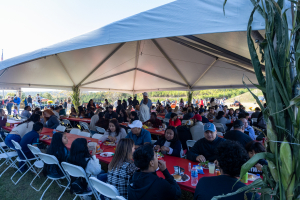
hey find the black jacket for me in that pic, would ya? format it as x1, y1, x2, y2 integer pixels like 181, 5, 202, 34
128, 169, 181, 200
187, 136, 225, 162
154, 138, 182, 157
132, 99, 139, 108
224, 130, 253, 148
105, 111, 118, 120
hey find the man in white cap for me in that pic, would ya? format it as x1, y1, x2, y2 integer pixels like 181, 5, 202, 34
126, 120, 151, 148
140, 92, 152, 113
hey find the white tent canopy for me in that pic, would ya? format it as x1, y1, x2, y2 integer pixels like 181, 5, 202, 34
0, 0, 286, 93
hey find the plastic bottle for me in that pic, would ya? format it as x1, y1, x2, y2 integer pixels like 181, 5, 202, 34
188, 163, 191, 172
191, 165, 198, 186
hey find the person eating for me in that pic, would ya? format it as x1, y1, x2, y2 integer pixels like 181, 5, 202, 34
194, 140, 259, 200
154, 126, 182, 157
169, 113, 181, 127
143, 112, 162, 128
104, 105, 118, 119
128, 144, 181, 200
99, 119, 127, 143
125, 120, 151, 148
187, 122, 225, 162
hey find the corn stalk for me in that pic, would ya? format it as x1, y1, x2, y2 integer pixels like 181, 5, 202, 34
187, 91, 194, 104
71, 85, 80, 112
215, 0, 300, 199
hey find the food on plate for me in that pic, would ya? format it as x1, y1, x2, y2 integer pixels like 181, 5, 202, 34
104, 141, 115, 146
198, 161, 209, 168
248, 174, 254, 179
181, 174, 189, 181
173, 174, 181, 181
102, 153, 108, 157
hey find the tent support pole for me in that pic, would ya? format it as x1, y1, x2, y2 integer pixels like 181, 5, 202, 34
77, 42, 125, 87
0, 69, 7, 78
132, 41, 141, 92
151, 39, 191, 89
191, 58, 218, 88
56, 55, 75, 85
167, 37, 257, 74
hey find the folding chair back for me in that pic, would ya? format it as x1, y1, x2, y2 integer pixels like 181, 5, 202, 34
213, 123, 225, 133
116, 196, 126, 200
56, 125, 66, 132
79, 122, 91, 133
92, 134, 103, 139
62, 119, 72, 128
78, 131, 91, 138
27, 144, 41, 155
96, 127, 106, 134
186, 140, 196, 151
70, 128, 81, 135
11, 140, 22, 151
38, 153, 60, 165
89, 177, 120, 199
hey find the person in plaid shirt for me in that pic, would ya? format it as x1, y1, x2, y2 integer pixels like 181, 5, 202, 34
107, 138, 138, 200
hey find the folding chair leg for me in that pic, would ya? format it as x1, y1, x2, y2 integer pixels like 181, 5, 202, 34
30, 170, 48, 192
0, 158, 18, 177
11, 161, 36, 185
57, 182, 70, 200
40, 179, 55, 200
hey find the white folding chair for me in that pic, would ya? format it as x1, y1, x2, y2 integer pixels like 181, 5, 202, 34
79, 122, 91, 133
61, 162, 99, 200
0, 134, 7, 149
37, 153, 70, 200
89, 177, 120, 199
70, 128, 81, 135
11, 140, 39, 185
217, 132, 223, 137
0, 144, 18, 178
213, 123, 226, 133
78, 131, 91, 138
62, 119, 73, 128
56, 125, 66, 132
151, 140, 157, 145
186, 140, 196, 151
96, 126, 106, 134
92, 134, 103, 140
27, 144, 45, 191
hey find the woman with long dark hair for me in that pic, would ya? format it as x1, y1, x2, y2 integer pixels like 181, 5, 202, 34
68, 138, 103, 178
87, 99, 96, 112
77, 106, 86, 118
43, 132, 69, 177
70, 107, 77, 117
117, 109, 128, 123
99, 119, 127, 143
154, 126, 182, 157
95, 112, 109, 130
107, 138, 137, 199
5, 114, 40, 149
122, 99, 127, 110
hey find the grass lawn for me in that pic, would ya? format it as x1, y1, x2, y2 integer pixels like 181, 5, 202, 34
0, 159, 194, 200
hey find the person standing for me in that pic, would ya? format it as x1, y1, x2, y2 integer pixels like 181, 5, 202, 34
13, 95, 21, 114
63, 99, 67, 109
140, 92, 152, 113
36, 94, 41, 106
132, 97, 139, 108
24, 97, 28, 107
27, 95, 32, 108
128, 97, 133, 106
7, 100, 13, 115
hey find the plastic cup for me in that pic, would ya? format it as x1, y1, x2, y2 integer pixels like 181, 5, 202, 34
208, 162, 215, 174
241, 172, 248, 183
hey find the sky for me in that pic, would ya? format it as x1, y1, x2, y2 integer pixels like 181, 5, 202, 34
0, 0, 174, 60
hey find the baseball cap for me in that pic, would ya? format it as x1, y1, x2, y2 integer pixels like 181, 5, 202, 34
128, 120, 143, 129
191, 114, 202, 121
233, 120, 244, 128
204, 122, 216, 132
142, 92, 148, 96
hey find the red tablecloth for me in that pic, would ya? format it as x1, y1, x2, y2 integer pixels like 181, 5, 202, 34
62, 117, 91, 123
96, 147, 253, 193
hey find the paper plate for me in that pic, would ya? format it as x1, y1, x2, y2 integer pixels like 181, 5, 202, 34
172, 174, 190, 182
248, 173, 261, 181
100, 152, 114, 157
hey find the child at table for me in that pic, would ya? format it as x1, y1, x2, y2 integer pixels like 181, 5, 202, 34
43, 132, 69, 178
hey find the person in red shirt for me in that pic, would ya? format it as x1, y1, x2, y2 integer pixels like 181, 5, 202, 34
143, 112, 162, 128
169, 113, 181, 127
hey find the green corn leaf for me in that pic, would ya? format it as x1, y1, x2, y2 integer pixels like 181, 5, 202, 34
280, 139, 293, 176
240, 152, 266, 180
268, 161, 279, 182
211, 178, 266, 200
223, 0, 227, 15
242, 75, 265, 111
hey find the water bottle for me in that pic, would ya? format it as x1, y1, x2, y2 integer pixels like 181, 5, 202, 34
191, 165, 198, 186
188, 163, 191, 172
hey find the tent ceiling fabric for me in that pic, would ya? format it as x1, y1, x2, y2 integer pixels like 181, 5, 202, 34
0, 0, 278, 93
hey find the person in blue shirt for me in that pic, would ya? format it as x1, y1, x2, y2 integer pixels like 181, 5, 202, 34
13, 96, 21, 114
24, 97, 28, 107
126, 120, 151, 148
18, 122, 43, 172
7, 100, 14, 115
241, 118, 256, 140
140, 92, 152, 113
